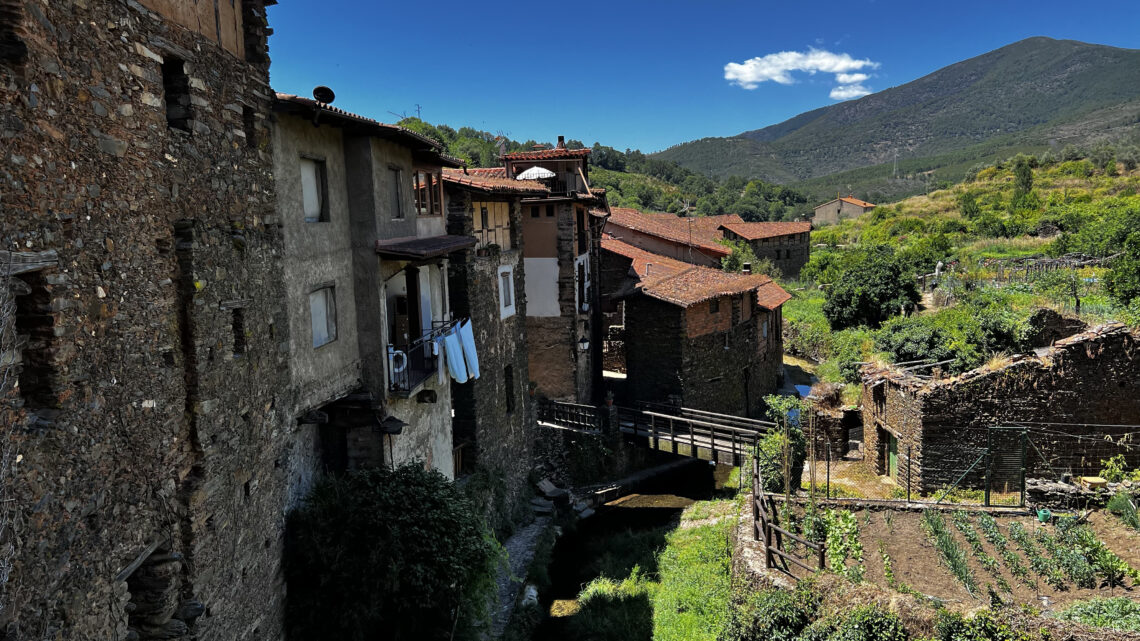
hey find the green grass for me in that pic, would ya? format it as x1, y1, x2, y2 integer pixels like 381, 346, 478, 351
652, 519, 735, 641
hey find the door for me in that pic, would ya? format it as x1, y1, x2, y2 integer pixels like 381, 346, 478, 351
888, 434, 898, 479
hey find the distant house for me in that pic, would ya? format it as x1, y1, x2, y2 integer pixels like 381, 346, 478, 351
718, 221, 812, 276
600, 238, 790, 417
813, 195, 875, 226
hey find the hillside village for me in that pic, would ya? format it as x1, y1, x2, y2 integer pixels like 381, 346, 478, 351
2, 3, 1140, 641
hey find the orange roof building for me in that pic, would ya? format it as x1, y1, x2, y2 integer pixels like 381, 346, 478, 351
813, 194, 876, 226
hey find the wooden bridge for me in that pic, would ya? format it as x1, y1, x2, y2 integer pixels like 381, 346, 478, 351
537, 400, 775, 465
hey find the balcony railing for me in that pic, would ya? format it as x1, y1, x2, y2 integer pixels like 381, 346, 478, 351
387, 318, 461, 397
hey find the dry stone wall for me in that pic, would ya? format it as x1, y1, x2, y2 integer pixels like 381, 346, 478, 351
0, 1, 290, 639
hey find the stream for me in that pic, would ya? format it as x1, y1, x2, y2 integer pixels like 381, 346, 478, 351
529, 461, 733, 640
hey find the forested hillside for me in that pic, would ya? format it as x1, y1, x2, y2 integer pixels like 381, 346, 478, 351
652, 37, 1140, 204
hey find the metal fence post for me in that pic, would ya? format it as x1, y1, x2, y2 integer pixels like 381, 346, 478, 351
1019, 428, 1028, 508
984, 428, 992, 508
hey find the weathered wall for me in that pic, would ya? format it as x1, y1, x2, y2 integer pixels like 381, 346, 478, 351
137, 0, 249, 59
680, 302, 781, 418
863, 325, 1140, 493
0, 2, 289, 640
446, 189, 534, 530
746, 233, 810, 277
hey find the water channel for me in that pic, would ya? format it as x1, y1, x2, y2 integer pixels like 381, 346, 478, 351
528, 461, 734, 640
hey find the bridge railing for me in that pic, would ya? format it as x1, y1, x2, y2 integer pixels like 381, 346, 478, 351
536, 399, 604, 432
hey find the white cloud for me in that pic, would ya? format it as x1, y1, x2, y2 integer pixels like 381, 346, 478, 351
829, 84, 872, 100
724, 48, 879, 100
835, 72, 869, 84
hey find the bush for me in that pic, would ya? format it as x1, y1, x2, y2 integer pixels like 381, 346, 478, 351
719, 588, 814, 641
822, 246, 920, 329
756, 425, 806, 495
285, 464, 502, 641
829, 605, 908, 641
1107, 491, 1139, 530
1106, 232, 1140, 306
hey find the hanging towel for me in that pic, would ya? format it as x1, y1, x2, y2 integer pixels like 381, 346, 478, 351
443, 330, 468, 383
458, 320, 480, 380
435, 336, 447, 385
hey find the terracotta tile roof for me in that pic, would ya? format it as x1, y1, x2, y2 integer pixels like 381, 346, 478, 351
442, 168, 548, 195
639, 266, 790, 309
502, 147, 592, 161
275, 93, 439, 149
719, 221, 812, 240
375, 234, 476, 260
606, 208, 733, 257
465, 167, 508, 178
601, 237, 690, 281
817, 195, 876, 209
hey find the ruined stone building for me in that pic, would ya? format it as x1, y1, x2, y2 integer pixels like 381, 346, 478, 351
861, 324, 1140, 494
812, 194, 875, 226
600, 239, 790, 416
442, 168, 547, 524
0, 0, 293, 638
499, 140, 607, 403
717, 221, 812, 277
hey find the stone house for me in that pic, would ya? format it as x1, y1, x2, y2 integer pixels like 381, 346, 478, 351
504, 140, 607, 403
718, 221, 812, 277
861, 324, 1140, 494
0, 1, 295, 639
601, 239, 790, 417
812, 195, 875, 226
442, 168, 546, 522
273, 93, 472, 481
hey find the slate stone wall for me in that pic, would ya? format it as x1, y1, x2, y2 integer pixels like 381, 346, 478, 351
446, 190, 534, 531
0, 2, 290, 639
863, 326, 1140, 494
745, 233, 810, 277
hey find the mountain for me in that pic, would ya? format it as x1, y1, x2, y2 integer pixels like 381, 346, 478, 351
652, 37, 1140, 202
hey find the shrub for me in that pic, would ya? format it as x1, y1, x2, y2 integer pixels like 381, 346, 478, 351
285, 464, 502, 641
1100, 453, 1128, 483
1106, 232, 1140, 306
822, 246, 920, 329
1107, 491, 1139, 530
829, 605, 908, 641
756, 396, 807, 494
718, 588, 814, 641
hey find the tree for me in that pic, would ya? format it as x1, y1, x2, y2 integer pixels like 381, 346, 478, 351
822, 247, 920, 329
957, 191, 981, 219
1011, 154, 1034, 209
720, 239, 758, 273
1106, 232, 1140, 307
285, 464, 502, 641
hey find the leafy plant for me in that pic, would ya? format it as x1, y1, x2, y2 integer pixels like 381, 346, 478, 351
1055, 597, 1140, 633
975, 513, 1035, 589
1008, 521, 1067, 590
951, 511, 1012, 594
718, 587, 815, 641
1099, 453, 1128, 483
822, 246, 921, 329
921, 510, 977, 595
824, 509, 865, 582
829, 604, 908, 641
1106, 490, 1139, 530
285, 464, 504, 641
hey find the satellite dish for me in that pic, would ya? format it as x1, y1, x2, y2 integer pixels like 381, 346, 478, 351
312, 86, 335, 104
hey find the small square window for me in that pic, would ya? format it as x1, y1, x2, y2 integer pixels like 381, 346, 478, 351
709, 298, 720, 314
300, 157, 329, 223
310, 286, 337, 347
545, 204, 555, 217
530, 206, 540, 219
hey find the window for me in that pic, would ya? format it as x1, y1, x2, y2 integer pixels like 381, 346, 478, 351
480, 206, 489, 230
762, 319, 768, 338
300, 157, 328, 222
389, 167, 404, 219
242, 106, 256, 148
413, 170, 442, 216
709, 298, 720, 314
545, 204, 555, 217
530, 206, 539, 219
0, 1, 28, 67
162, 57, 192, 132
232, 308, 246, 358
309, 286, 337, 347
504, 365, 515, 414
498, 266, 515, 319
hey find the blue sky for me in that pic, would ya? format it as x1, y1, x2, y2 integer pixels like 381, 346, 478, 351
267, 0, 1140, 153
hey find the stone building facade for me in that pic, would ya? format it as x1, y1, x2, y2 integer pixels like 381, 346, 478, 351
506, 144, 607, 403
718, 221, 812, 277
0, 1, 291, 639
443, 170, 546, 528
272, 94, 470, 480
812, 195, 875, 226
861, 324, 1140, 494
602, 240, 790, 417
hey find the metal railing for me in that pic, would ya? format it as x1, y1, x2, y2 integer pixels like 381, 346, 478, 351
536, 399, 604, 432
386, 318, 461, 397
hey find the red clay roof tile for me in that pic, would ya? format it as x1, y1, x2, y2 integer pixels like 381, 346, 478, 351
605, 208, 736, 257
719, 221, 812, 240
442, 168, 548, 195
639, 265, 789, 309
502, 148, 592, 161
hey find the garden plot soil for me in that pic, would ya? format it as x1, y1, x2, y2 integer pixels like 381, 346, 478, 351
814, 508, 1132, 612
1087, 510, 1140, 570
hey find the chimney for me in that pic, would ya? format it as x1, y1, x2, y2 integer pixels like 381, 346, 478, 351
742, 262, 752, 275
557, 135, 566, 149
645, 263, 652, 276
